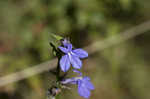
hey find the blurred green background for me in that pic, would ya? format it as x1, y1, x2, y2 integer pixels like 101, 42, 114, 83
0, 0, 150, 99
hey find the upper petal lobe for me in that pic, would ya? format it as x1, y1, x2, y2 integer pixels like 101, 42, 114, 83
73, 48, 88, 58
58, 46, 69, 53
66, 44, 73, 51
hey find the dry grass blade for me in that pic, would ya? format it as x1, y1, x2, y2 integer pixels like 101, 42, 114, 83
0, 20, 150, 87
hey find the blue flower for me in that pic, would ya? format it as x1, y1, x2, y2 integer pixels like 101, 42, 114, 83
58, 41, 88, 72
61, 76, 94, 99
77, 77, 94, 98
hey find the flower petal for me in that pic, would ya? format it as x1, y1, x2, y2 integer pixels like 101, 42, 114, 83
60, 55, 70, 72
66, 44, 72, 51
58, 46, 69, 53
83, 76, 91, 81
62, 39, 70, 47
83, 77, 95, 90
73, 48, 88, 58
78, 80, 91, 98
87, 81, 94, 90
61, 77, 77, 84
69, 54, 82, 69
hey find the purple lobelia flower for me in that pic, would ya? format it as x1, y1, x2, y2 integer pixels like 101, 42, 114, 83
77, 76, 94, 98
61, 71, 94, 99
58, 40, 88, 72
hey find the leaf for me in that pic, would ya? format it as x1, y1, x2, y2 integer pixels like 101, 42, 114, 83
50, 33, 63, 41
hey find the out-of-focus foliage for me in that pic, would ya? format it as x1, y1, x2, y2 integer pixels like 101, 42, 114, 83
0, 0, 150, 99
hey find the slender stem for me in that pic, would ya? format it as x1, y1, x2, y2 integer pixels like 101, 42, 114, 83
56, 59, 60, 81
49, 42, 61, 81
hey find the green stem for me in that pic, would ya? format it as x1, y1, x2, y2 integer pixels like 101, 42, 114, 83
49, 42, 61, 81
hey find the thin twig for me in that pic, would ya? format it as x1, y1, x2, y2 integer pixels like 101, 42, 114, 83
0, 20, 150, 87
0, 59, 57, 86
